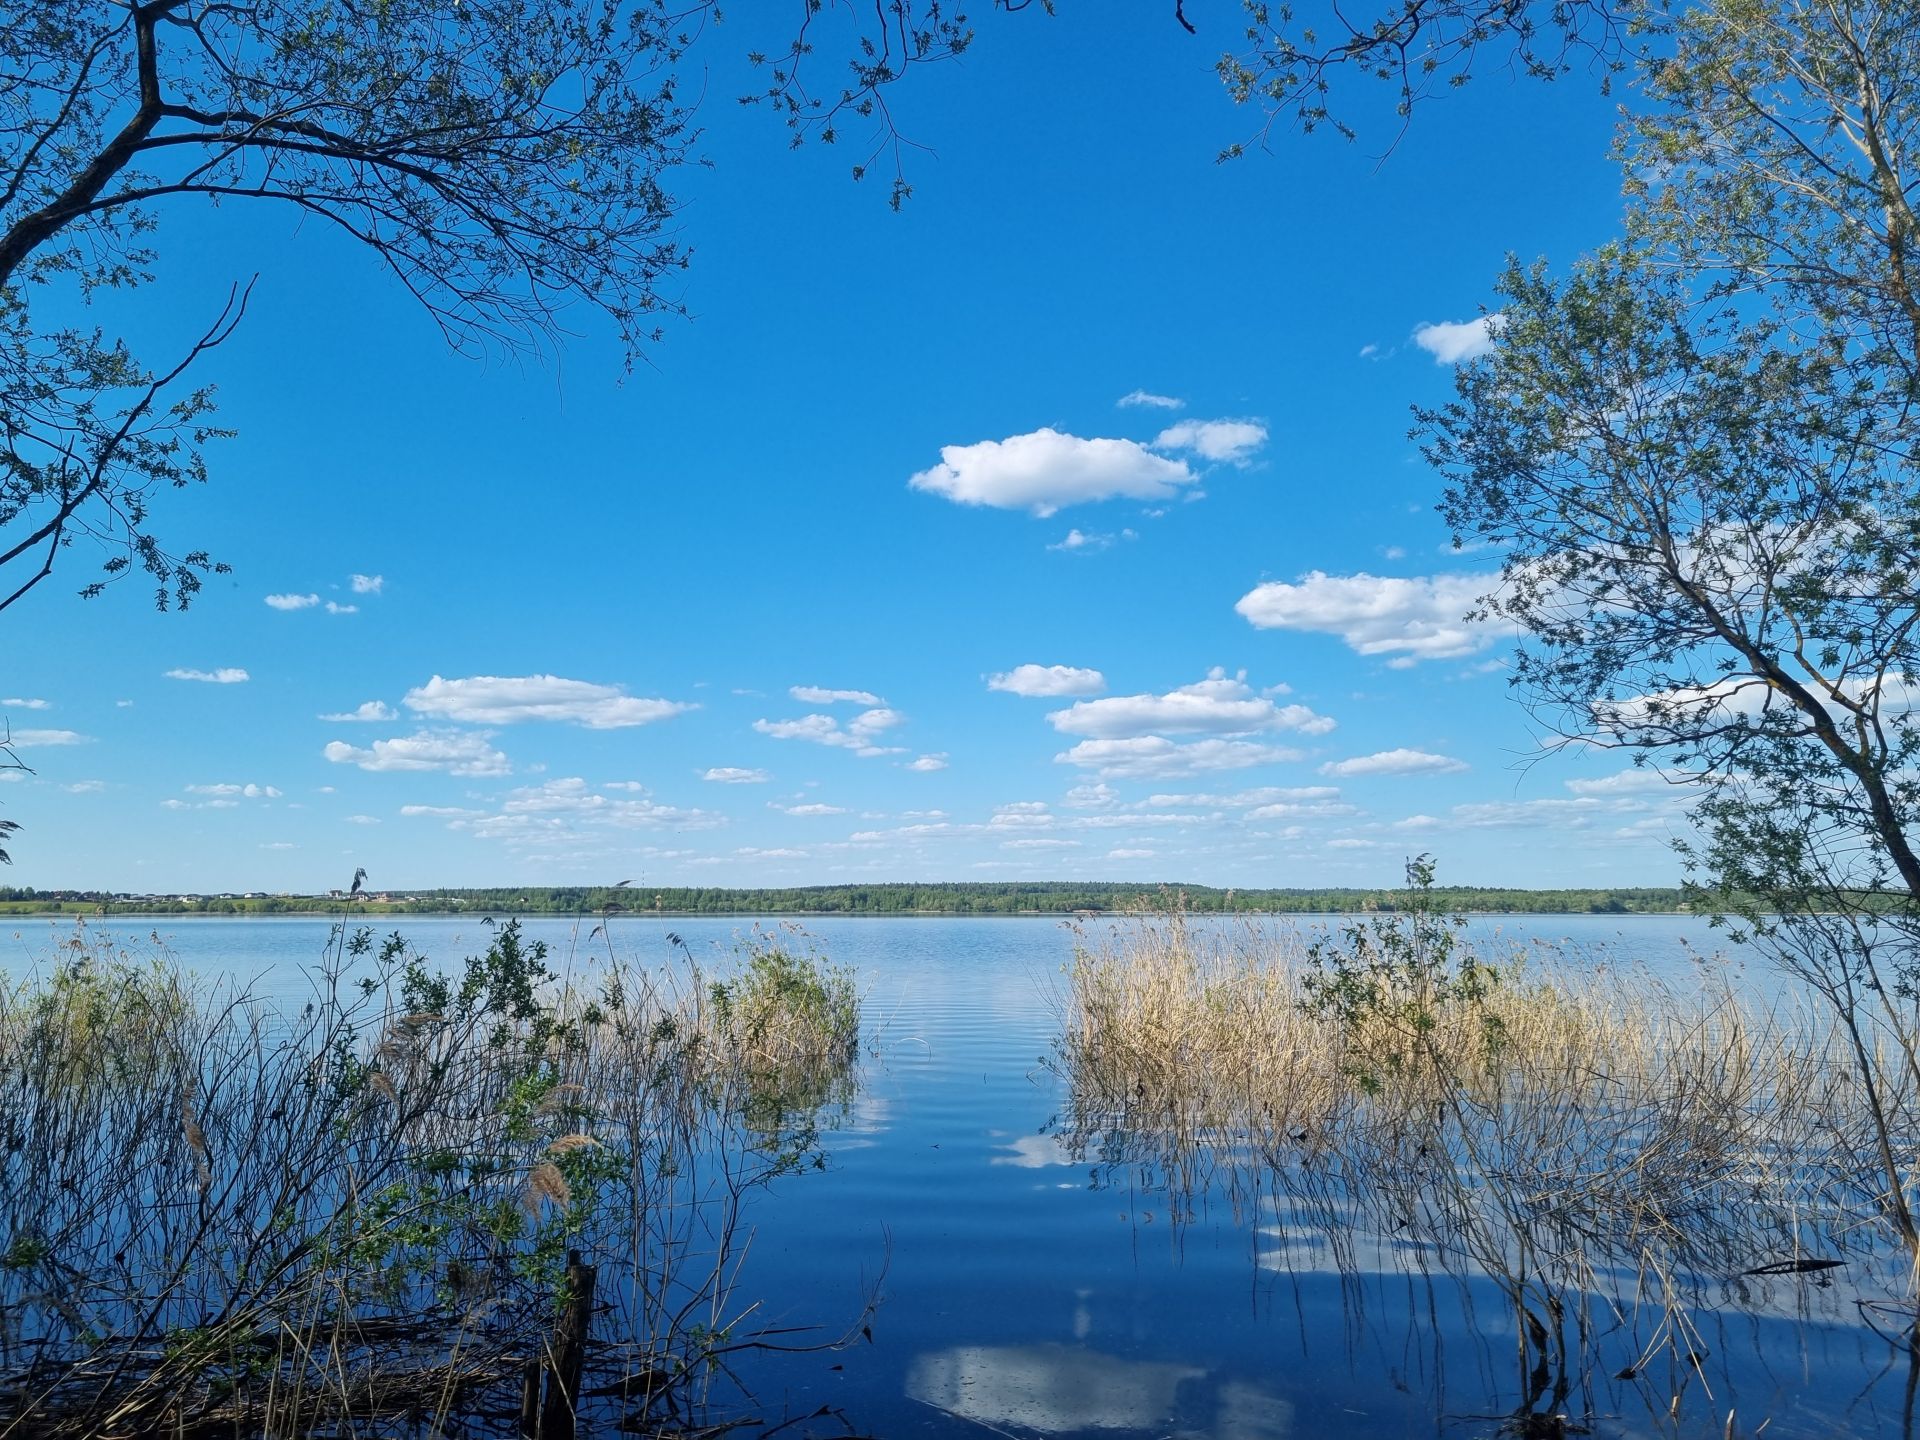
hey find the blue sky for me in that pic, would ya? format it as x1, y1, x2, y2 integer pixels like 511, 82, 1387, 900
2, 10, 1693, 893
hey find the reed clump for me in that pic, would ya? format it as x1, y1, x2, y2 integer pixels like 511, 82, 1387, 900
0, 918, 865, 1439
1055, 864, 1889, 1423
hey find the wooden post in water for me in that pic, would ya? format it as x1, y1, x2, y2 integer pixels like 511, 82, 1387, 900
518, 1358, 541, 1437
541, 1248, 596, 1440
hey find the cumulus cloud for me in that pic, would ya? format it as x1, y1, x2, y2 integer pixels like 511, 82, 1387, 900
185, 783, 282, 799
325, 601, 358, 615
319, 701, 398, 723
908, 428, 1196, 516
790, 685, 882, 706
10, 728, 89, 746
166, 667, 249, 684
1118, 390, 1184, 410
905, 753, 949, 772
989, 664, 1106, 698
703, 767, 770, 784
754, 708, 906, 757
351, 573, 384, 594
1055, 736, 1302, 779
1319, 748, 1469, 777
1152, 418, 1268, 465
1, 698, 49, 709
1413, 315, 1503, 364
404, 674, 689, 729
1235, 571, 1492, 664
776, 802, 848, 816
265, 593, 320, 611
323, 730, 510, 776
1048, 669, 1334, 739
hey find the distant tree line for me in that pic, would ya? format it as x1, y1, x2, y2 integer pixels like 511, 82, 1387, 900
0, 882, 1699, 918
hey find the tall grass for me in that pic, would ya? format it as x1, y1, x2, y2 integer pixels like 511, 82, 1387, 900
0, 919, 863, 1438
1054, 888, 1907, 1428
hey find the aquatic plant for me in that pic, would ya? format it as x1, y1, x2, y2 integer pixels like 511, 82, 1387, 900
0, 918, 866, 1438
1054, 874, 1901, 1433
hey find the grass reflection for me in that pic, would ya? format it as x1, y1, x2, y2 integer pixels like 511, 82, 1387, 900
0, 919, 864, 1438
1051, 898, 1915, 1436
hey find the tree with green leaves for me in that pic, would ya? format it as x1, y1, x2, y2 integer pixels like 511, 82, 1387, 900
1426, 0, 1920, 1259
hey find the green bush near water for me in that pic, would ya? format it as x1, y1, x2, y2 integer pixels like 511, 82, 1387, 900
0, 920, 864, 1439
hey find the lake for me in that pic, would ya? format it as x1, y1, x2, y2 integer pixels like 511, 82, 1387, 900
4, 911, 1910, 1438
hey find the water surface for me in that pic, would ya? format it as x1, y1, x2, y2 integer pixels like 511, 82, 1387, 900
6, 912, 1907, 1438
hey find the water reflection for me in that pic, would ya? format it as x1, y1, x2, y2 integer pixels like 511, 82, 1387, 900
1046, 916, 1916, 1438
907, 1342, 1293, 1438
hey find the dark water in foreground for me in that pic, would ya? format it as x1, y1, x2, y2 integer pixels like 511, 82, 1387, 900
4, 912, 1911, 1438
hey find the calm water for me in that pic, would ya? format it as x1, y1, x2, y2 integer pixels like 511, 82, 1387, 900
5, 912, 1911, 1438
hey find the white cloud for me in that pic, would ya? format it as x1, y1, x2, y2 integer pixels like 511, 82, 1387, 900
185, 783, 282, 799
1235, 571, 1492, 663
325, 601, 358, 615
319, 701, 398, 723
776, 802, 847, 816
1564, 769, 1691, 797
1118, 390, 1185, 410
404, 675, 689, 729
754, 707, 906, 757
1445, 798, 1607, 829
400, 804, 484, 818
265, 592, 320, 611
1413, 315, 1504, 364
344, 814, 382, 826
1064, 782, 1121, 809
1144, 785, 1339, 808
1048, 527, 1133, 553
1048, 669, 1334, 739
1108, 847, 1156, 859
906, 753, 949, 772
1319, 749, 1468, 778
1002, 838, 1081, 851
1151, 418, 1269, 465
790, 685, 882, 706
1, 698, 49, 709
351, 573, 384, 594
908, 428, 1196, 517
439, 778, 722, 845
989, 664, 1107, 699
323, 730, 510, 776
703, 767, 770, 784
10, 728, 89, 746
1055, 736, 1302, 779
62, 779, 105, 794
166, 667, 249, 684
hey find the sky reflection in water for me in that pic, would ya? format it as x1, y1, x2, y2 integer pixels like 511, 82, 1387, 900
8, 912, 1913, 1437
